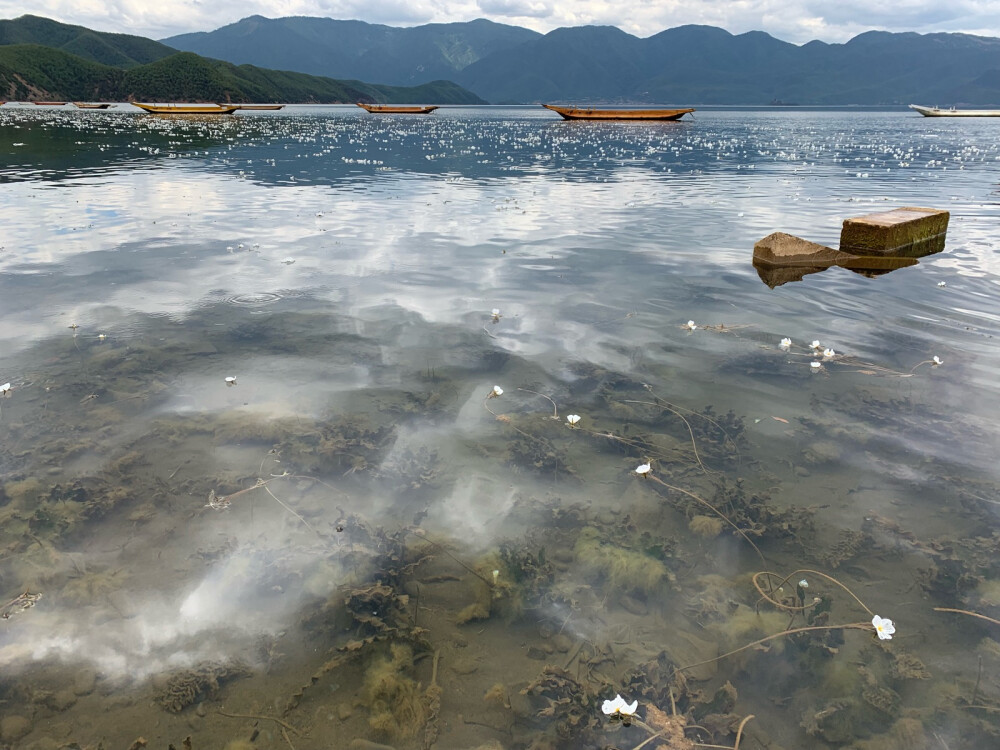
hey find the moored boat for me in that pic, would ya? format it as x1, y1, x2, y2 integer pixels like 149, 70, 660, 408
232, 104, 285, 110
543, 104, 695, 120
132, 102, 239, 115
357, 103, 439, 114
73, 102, 112, 109
33, 101, 67, 106
909, 104, 1000, 117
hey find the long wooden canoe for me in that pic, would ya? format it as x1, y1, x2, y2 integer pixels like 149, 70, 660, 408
909, 104, 1000, 117
132, 102, 239, 115
543, 104, 695, 120
232, 104, 285, 110
74, 102, 112, 109
357, 103, 439, 114
34, 101, 67, 106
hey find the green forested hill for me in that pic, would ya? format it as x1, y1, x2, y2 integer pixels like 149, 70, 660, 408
0, 14, 174, 67
0, 45, 485, 104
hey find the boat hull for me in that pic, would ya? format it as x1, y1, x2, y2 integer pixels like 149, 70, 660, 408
543, 104, 695, 120
132, 102, 239, 115
233, 105, 285, 110
74, 102, 112, 109
34, 101, 67, 106
357, 103, 439, 114
909, 104, 1000, 117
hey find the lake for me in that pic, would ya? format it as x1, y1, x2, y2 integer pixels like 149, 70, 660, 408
1, 103, 998, 749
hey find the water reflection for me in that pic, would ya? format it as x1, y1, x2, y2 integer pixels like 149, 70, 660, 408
1, 107, 999, 749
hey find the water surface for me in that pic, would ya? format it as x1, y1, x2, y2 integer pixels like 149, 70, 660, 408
1, 104, 999, 749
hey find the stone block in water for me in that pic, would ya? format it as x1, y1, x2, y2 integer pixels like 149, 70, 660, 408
839, 207, 949, 257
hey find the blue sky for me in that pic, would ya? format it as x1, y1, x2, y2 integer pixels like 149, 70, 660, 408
5, 0, 1000, 43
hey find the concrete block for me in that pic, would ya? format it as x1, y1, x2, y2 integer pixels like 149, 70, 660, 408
839, 207, 949, 257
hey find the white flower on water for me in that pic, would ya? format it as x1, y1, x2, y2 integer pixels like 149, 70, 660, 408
798, 579, 809, 588
488, 385, 503, 398
937, 281, 946, 287
685, 320, 697, 330
225, 376, 237, 386
810, 340, 822, 350
566, 414, 581, 426
635, 463, 651, 476
602, 694, 638, 716
282, 257, 296, 264
492, 569, 500, 584
872, 614, 895, 640
823, 348, 836, 358
932, 356, 943, 366
779, 337, 792, 349
98, 333, 106, 341
0, 382, 10, 395
810, 361, 822, 370
491, 308, 502, 322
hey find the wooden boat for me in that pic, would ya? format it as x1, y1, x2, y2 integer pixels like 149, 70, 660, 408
543, 104, 695, 120
232, 104, 285, 110
909, 104, 1000, 117
33, 101, 67, 106
73, 102, 112, 109
356, 103, 439, 114
132, 102, 239, 115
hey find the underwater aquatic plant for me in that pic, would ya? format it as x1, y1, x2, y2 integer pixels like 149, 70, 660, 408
872, 615, 895, 640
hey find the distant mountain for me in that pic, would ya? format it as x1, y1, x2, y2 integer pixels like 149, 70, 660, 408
163, 15, 541, 86
0, 14, 175, 67
166, 15, 1000, 105
458, 24, 1000, 104
0, 43, 484, 104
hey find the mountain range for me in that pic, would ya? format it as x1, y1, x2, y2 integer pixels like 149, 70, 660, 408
0, 15, 484, 103
164, 15, 1000, 105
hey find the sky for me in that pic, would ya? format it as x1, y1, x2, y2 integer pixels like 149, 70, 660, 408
5, 0, 1000, 43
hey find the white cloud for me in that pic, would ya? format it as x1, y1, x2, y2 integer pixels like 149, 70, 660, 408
1, 0, 999, 43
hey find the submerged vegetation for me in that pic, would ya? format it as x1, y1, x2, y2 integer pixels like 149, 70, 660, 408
1, 107, 998, 750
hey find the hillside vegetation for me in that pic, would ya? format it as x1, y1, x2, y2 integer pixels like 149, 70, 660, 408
0, 19, 485, 104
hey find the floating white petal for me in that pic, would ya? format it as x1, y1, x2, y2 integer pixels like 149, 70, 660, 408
810, 361, 821, 370
225, 376, 237, 385
0, 382, 10, 395
601, 694, 638, 716
685, 320, 697, 330
872, 615, 895, 640
635, 463, 651, 475
566, 414, 581, 425
492, 385, 503, 396
932, 356, 943, 365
